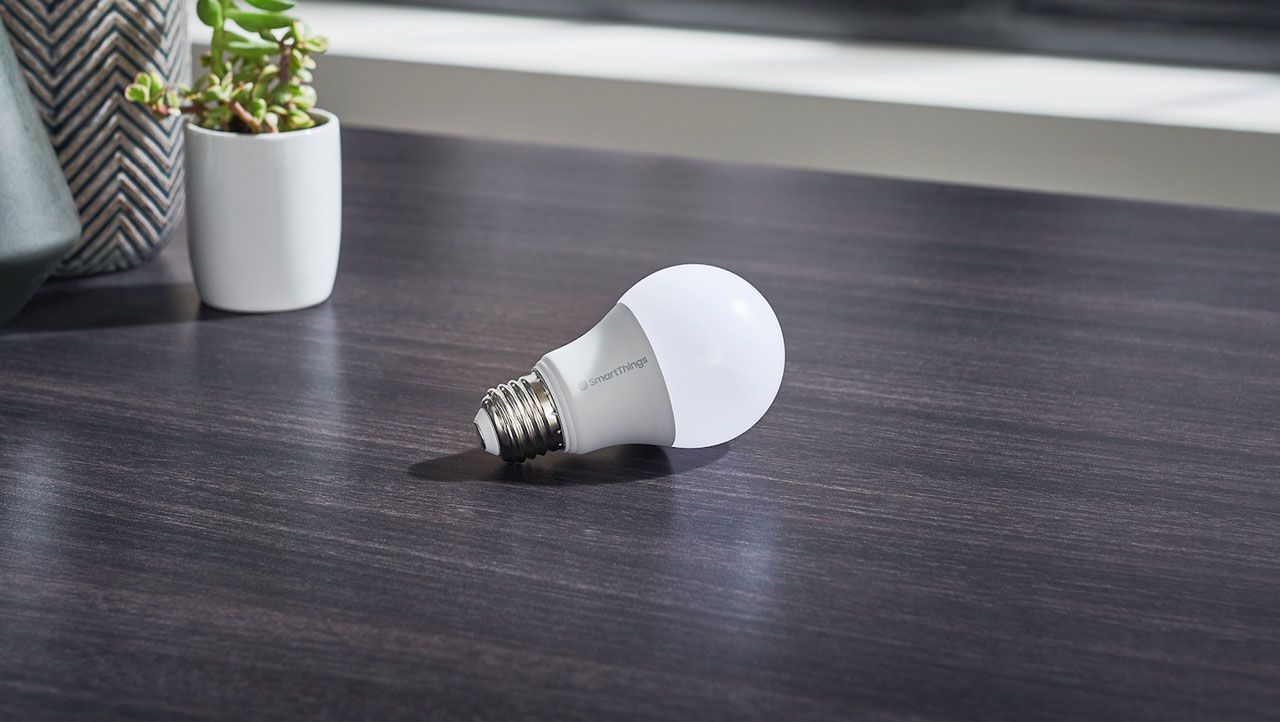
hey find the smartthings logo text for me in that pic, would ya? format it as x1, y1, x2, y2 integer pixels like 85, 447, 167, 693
578, 356, 649, 391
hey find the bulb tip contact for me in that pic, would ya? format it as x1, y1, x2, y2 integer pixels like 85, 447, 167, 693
473, 408, 500, 456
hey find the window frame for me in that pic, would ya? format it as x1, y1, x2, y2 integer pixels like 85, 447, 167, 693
362, 0, 1280, 71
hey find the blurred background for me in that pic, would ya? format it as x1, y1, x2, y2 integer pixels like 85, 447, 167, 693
191, 0, 1280, 213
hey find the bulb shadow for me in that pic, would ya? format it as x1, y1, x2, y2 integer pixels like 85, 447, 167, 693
409, 444, 730, 486
0, 281, 237, 334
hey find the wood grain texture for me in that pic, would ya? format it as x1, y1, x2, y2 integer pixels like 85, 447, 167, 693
2, 128, 1280, 720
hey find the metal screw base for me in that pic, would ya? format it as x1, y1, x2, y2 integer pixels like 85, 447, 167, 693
477, 370, 565, 463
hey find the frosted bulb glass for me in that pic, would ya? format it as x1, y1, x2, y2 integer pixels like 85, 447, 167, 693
473, 264, 785, 462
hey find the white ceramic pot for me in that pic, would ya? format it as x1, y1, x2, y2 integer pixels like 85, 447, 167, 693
184, 109, 342, 313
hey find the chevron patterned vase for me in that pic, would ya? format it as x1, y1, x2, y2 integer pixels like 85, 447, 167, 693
0, 0, 188, 277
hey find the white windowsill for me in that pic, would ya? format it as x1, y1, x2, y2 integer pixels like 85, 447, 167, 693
193, 2, 1280, 213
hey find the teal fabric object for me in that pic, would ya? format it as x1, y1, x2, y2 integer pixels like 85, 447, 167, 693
0, 22, 80, 325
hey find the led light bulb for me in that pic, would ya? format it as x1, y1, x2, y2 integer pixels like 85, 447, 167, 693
473, 264, 785, 462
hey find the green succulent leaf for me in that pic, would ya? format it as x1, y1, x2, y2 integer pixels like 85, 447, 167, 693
124, 84, 149, 104
227, 10, 296, 32
251, 70, 277, 100
247, 97, 268, 119
293, 84, 317, 109
203, 84, 231, 103
226, 37, 279, 58
269, 84, 293, 105
206, 105, 232, 125
288, 109, 313, 128
242, 0, 296, 11
195, 0, 222, 28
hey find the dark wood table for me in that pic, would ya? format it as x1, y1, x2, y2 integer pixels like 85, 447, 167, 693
3, 128, 1279, 720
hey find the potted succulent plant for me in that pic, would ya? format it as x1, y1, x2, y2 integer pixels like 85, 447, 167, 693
126, 0, 339, 313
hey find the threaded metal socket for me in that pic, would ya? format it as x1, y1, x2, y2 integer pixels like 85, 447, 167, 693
476, 371, 565, 462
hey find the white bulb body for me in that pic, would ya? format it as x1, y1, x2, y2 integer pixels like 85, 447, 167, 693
528, 264, 785, 455
535, 303, 677, 453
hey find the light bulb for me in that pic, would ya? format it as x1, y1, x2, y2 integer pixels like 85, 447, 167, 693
473, 264, 785, 462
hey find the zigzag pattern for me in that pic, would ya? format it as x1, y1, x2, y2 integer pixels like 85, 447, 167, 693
1, 0, 188, 277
